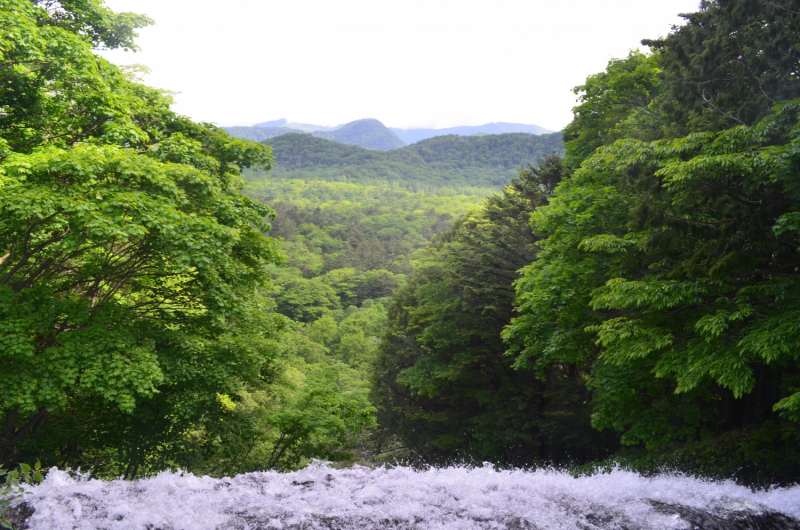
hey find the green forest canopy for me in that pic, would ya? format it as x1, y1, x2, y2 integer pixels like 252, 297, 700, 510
372, 0, 800, 483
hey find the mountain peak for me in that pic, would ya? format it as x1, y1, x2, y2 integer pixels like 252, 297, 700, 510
254, 118, 287, 127
312, 119, 405, 150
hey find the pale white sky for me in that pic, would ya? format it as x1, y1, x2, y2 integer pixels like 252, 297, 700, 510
99, 0, 701, 131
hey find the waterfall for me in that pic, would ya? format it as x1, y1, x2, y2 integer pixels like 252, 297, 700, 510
8, 462, 800, 529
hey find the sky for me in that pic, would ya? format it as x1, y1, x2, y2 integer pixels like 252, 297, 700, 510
99, 0, 702, 131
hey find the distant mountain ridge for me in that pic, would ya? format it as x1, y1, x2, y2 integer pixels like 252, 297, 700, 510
224, 119, 553, 150
255, 118, 341, 132
389, 122, 553, 144
222, 126, 299, 143
312, 119, 405, 150
224, 119, 404, 150
246, 131, 565, 189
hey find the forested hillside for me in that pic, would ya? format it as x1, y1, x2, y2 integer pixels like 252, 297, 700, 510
246, 180, 489, 315
240, 181, 495, 454
372, 156, 619, 465
251, 131, 565, 188
374, 0, 800, 484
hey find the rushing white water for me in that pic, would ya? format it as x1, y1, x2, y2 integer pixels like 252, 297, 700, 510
9, 462, 800, 530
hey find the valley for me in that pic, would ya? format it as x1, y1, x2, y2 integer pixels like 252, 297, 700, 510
235, 132, 567, 471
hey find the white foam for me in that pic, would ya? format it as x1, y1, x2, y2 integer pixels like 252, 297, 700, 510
16, 462, 800, 529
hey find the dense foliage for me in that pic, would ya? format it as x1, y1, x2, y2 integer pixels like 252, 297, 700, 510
502, 0, 800, 480
372, 0, 800, 482
372, 156, 617, 465
248, 179, 489, 277
235, 156, 525, 469
242, 180, 494, 458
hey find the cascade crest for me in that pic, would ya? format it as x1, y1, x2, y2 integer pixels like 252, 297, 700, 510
8, 464, 800, 529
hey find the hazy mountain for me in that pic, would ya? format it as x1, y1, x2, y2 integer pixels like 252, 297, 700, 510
225, 119, 405, 150
311, 119, 405, 150
221, 126, 301, 143
254, 119, 289, 127
389, 122, 553, 144
226, 119, 553, 151
254, 119, 340, 132
250, 131, 564, 189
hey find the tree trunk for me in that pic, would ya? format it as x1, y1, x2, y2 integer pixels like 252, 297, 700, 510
0, 406, 48, 463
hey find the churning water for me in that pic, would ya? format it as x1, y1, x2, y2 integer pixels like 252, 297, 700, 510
8, 462, 800, 529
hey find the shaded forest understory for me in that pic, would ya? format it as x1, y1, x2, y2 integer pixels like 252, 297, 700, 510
1, 0, 800, 497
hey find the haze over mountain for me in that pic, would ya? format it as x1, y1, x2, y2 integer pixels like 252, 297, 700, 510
254, 118, 340, 132
222, 126, 300, 143
389, 122, 553, 144
312, 119, 405, 150
224, 119, 404, 150
223, 119, 554, 150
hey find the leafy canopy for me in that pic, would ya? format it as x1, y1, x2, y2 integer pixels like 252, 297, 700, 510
505, 0, 800, 449
0, 0, 286, 472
